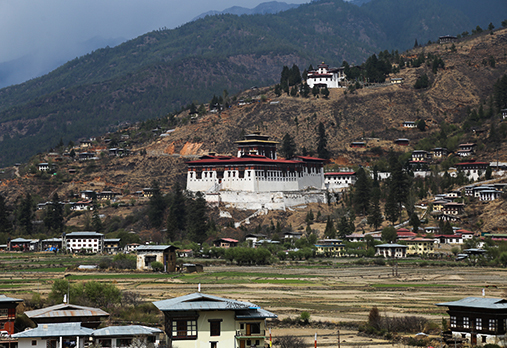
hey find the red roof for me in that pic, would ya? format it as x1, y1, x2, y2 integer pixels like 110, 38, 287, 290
325, 172, 356, 176
186, 155, 301, 165
435, 234, 462, 238
397, 228, 410, 232
218, 238, 239, 243
294, 155, 326, 162
398, 232, 417, 237
456, 229, 473, 234
456, 162, 489, 166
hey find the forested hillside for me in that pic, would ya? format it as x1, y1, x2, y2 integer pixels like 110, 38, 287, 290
0, 0, 505, 166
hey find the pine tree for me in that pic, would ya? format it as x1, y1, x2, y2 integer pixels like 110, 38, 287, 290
409, 212, 420, 233
186, 192, 208, 243
148, 181, 167, 228
280, 133, 296, 159
337, 215, 350, 238
384, 187, 399, 225
166, 182, 186, 241
353, 168, 371, 215
44, 192, 64, 233
0, 194, 12, 233
316, 122, 330, 159
17, 193, 33, 235
367, 188, 383, 230
324, 216, 336, 238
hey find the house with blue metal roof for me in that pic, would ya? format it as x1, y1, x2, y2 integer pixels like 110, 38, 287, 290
12, 323, 93, 348
136, 245, 177, 272
437, 297, 507, 346
153, 292, 277, 348
92, 325, 163, 348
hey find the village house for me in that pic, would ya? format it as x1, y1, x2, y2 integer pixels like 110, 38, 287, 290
306, 62, 346, 89
78, 152, 96, 161
186, 132, 327, 210
437, 297, 507, 346
439, 35, 458, 43
350, 141, 366, 148
502, 108, 507, 120
411, 150, 431, 162
432, 147, 449, 159
245, 234, 267, 247
403, 121, 417, 128
344, 233, 365, 242
324, 171, 356, 191
396, 228, 417, 239
24, 303, 109, 329
80, 190, 96, 199
434, 234, 463, 245
442, 202, 465, 216
80, 139, 93, 148
63, 232, 104, 253
404, 238, 435, 255
390, 77, 404, 84
136, 245, 177, 273
8, 237, 32, 251
13, 323, 93, 348
37, 163, 50, 171
92, 325, 162, 348
314, 239, 345, 257
70, 200, 93, 211
479, 189, 502, 201
98, 191, 121, 201
39, 238, 62, 252
177, 249, 194, 258
283, 232, 303, 241
0, 295, 23, 335
456, 229, 475, 239
457, 143, 477, 157
103, 239, 121, 254
456, 161, 489, 181
213, 238, 239, 248
124, 243, 140, 253
394, 138, 410, 146
375, 243, 407, 258
153, 292, 277, 348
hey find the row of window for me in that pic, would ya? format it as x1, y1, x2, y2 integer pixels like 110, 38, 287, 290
451, 316, 500, 331
170, 320, 261, 340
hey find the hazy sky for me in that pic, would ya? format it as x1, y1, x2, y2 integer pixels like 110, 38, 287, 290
0, 0, 309, 87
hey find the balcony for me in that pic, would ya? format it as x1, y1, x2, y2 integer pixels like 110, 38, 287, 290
235, 329, 266, 339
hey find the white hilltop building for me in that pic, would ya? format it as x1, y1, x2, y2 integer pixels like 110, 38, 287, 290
306, 62, 346, 89
186, 132, 330, 210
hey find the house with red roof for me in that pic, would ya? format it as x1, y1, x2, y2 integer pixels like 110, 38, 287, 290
324, 171, 356, 191
186, 132, 327, 210
213, 238, 239, 248
456, 160, 489, 181
306, 62, 346, 89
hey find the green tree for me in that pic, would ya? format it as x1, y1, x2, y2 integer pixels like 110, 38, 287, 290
353, 168, 371, 215
147, 181, 167, 228
17, 193, 33, 235
367, 188, 383, 230
417, 119, 427, 131
381, 226, 397, 243
324, 216, 336, 238
384, 187, 399, 224
488, 22, 495, 31
409, 212, 420, 233
337, 215, 350, 237
502, 19, 507, 28
316, 122, 330, 159
280, 133, 297, 159
44, 192, 64, 233
186, 192, 208, 243
0, 194, 12, 233
322, 87, 330, 98
166, 182, 186, 241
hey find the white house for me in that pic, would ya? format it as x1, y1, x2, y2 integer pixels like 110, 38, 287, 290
324, 171, 356, 191
403, 121, 417, 128
63, 232, 104, 253
38, 163, 50, 171
92, 325, 162, 348
306, 62, 346, 89
13, 323, 93, 348
153, 293, 277, 348
375, 243, 407, 258
186, 132, 327, 210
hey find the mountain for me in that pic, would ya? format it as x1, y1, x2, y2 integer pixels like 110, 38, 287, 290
0, 0, 506, 166
2, 29, 507, 235
0, 36, 125, 89
192, 1, 301, 21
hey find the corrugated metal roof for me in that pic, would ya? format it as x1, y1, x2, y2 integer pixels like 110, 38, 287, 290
25, 304, 109, 319
376, 243, 407, 248
65, 232, 103, 237
153, 293, 277, 319
437, 297, 507, 309
10, 238, 32, 243
92, 325, 162, 337
136, 245, 176, 252
12, 323, 93, 338
0, 294, 23, 303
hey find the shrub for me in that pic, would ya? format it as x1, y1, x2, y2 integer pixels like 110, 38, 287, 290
300, 311, 311, 324
150, 261, 164, 272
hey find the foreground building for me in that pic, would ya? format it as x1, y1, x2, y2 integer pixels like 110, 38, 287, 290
0, 295, 23, 335
153, 293, 277, 348
186, 132, 327, 210
437, 297, 507, 346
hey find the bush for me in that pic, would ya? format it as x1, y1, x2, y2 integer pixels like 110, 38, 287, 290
300, 311, 311, 324
150, 261, 164, 272
275, 335, 305, 348
112, 253, 136, 269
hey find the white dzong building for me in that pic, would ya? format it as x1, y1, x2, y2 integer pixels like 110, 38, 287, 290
306, 62, 346, 89
186, 132, 327, 210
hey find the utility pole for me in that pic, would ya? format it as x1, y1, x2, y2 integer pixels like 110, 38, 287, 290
337, 330, 341, 348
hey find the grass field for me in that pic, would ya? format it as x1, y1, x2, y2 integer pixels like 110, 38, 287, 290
2, 253, 507, 347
